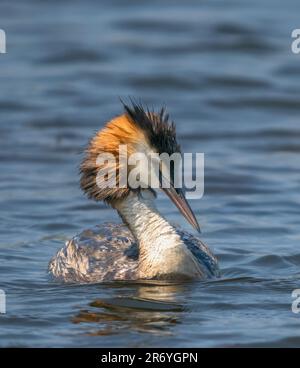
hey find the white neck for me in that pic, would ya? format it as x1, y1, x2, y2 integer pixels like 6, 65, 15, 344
114, 190, 203, 279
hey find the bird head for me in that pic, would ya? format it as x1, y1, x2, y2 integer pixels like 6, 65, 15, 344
80, 101, 200, 232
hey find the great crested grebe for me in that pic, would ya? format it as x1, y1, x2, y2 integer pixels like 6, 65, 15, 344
49, 102, 219, 282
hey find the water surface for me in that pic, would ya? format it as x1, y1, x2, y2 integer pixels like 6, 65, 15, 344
1, 0, 300, 347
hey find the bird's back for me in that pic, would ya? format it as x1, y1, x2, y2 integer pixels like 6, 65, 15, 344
49, 223, 219, 283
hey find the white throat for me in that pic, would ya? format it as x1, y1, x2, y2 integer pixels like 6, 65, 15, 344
114, 190, 203, 279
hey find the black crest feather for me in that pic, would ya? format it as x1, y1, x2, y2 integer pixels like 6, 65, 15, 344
122, 100, 181, 155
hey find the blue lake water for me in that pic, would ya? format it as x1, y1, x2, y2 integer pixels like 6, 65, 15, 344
1, 0, 300, 347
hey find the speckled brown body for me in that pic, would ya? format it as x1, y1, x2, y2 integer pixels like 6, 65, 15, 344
49, 222, 219, 283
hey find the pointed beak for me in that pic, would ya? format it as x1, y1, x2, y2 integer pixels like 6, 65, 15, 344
161, 184, 201, 233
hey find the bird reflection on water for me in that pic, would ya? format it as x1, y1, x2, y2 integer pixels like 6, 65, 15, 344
72, 281, 187, 336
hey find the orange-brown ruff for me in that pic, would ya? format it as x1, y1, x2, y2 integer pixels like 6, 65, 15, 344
49, 102, 219, 282
80, 113, 146, 202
